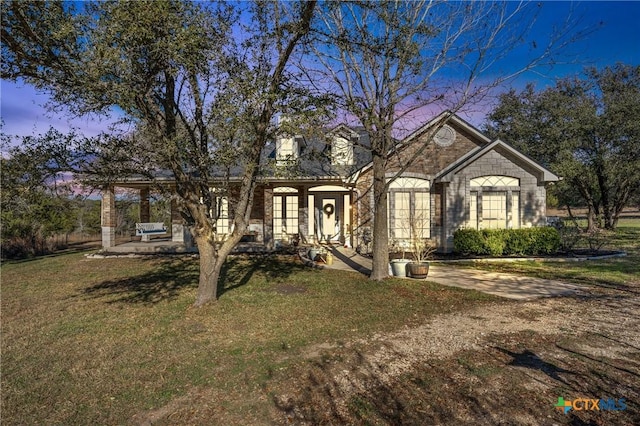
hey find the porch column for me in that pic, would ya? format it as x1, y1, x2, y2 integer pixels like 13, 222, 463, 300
101, 185, 116, 248
139, 187, 150, 223
171, 199, 193, 247
264, 187, 274, 249
298, 186, 308, 244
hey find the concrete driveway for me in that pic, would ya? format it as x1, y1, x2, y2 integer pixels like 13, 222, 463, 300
317, 246, 584, 300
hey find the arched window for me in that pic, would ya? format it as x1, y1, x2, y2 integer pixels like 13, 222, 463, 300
388, 178, 430, 240
468, 176, 520, 230
273, 187, 298, 240
470, 176, 519, 187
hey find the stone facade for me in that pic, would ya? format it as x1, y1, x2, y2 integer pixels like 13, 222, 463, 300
352, 117, 555, 253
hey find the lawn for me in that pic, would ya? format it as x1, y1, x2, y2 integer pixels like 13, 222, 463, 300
2, 221, 638, 424
459, 220, 640, 292
1, 251, 495, 425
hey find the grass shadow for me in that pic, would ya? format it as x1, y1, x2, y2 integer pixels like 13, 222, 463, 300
83, 254, 311, 305
2, 241, 101, 265
83, 257, 199, 304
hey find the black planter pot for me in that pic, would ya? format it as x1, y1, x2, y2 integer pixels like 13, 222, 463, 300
407, 262, 429, 279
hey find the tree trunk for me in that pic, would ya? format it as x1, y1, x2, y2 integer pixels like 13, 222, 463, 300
193, 235, 222, 307
586, 203, 597, 232
370, 153, 389, 281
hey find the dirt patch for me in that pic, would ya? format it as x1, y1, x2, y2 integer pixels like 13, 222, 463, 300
270, 287, 640, 424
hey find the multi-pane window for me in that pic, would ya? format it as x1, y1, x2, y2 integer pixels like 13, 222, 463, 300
389, 191, 431, 240
276, 136, 299, 166
273, 195, 299, 239
212, 197, 229, 237
468, 176, 520, 230
388, 178, 431, 241
414, 192, 430, 238
393, 192, 411, 239
482, 192, 507, 229
331, 136, 354, 165
469, 191, 478, 229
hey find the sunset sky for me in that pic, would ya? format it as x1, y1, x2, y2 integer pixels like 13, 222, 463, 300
1, 1, 639, 140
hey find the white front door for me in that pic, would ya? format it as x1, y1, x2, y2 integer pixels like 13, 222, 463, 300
321, 198, 336, 240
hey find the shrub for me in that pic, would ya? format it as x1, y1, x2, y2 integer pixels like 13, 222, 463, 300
453, 227, 560, 257
483, 230, 506, 256
504, 229, 533, 256
529, 226, 561, 254
453, 228, 485, 255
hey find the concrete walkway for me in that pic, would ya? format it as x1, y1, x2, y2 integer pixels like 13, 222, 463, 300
311, 246, 584, 300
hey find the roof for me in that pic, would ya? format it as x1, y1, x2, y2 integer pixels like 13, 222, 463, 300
401, 111, 491, 147
434, 139, 560, 183
353, 111, 489, 179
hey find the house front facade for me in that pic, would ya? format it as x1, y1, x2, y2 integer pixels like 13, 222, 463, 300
100, 113, 559, 253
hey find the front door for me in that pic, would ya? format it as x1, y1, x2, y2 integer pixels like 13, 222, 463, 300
321, 198, 337, 241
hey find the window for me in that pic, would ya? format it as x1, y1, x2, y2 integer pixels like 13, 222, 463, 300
389, 191, 431, 240
511, 192, 520, 229
331, 135, 354, 165
469, 191, 478, 229
482, 192, 507, 229
471, 176, 519, 187
393, 192, 411, 239
468, 175, 520, 230
273, 195, 299, 239
388, 178, 431, 240
276, 136, 299, 165
212, 197, 229, 237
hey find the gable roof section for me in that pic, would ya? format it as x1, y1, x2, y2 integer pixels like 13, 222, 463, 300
434, 139, 560, 184
402, 111, 491, 147
353, 112, 490, 179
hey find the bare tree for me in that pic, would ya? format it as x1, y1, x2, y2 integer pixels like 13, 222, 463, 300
311, 1, 588, 279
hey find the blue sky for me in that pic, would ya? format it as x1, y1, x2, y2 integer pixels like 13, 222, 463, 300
1, 1, 639, 139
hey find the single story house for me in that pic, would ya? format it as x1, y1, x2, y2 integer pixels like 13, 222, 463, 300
100, 112, 559, 253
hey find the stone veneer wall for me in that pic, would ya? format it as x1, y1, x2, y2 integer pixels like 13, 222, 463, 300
442, 148, 547, 251
352, 122, 486, 252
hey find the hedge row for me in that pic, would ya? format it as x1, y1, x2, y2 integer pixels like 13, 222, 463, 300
453, 227, 560, 256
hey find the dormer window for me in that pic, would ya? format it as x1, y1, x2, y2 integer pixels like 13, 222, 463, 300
331, 134, 355, 165
276, 135, 300, 165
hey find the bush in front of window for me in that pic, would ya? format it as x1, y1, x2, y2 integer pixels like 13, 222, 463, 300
453, 228, 486, 255
453, 227, 560, 256
483, 229, 507, 256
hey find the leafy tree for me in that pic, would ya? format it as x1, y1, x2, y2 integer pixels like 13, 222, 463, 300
311, 1, 583, 279
487, 64, 640, 230
2, 0, 318, 305
1, 130, 78, 257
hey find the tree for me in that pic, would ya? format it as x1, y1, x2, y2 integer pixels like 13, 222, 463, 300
486, 64, 640, 230
311, 1, 584, 279
1, 129, 78, 257
2, 0, 317, 305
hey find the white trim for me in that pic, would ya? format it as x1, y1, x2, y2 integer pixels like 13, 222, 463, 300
435, 139, 560, 183
308, 185, 350, 192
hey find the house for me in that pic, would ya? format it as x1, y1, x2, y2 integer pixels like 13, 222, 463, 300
100, 112, 559, 254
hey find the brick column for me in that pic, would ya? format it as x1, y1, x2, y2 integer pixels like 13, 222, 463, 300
264, 187, 273, 249
298, 186, 308, 244
101, 186, 116, 248
140, 187, 150, 223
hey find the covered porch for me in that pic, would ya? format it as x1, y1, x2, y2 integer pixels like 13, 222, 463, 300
99, 178, 356, 254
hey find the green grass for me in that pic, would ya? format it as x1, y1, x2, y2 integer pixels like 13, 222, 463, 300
1, 251, 496, 424
462, 224, 640, 291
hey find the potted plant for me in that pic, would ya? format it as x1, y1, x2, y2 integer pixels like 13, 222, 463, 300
406, 236, 435, 279
389, 239, 411, 277
308, 245, 321, 261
